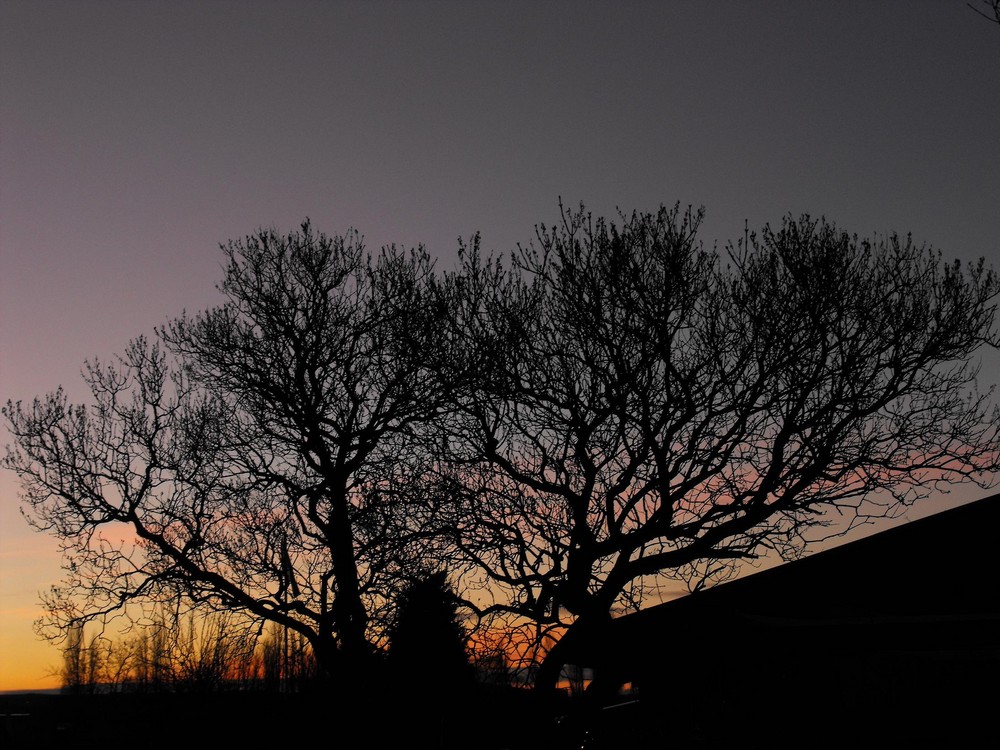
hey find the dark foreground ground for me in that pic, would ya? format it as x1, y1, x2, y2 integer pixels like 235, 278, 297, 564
2, 682, 991, 750
0, 686, 594, 750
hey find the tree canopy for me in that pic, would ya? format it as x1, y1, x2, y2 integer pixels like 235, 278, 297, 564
3, 220, 461, 685
440, 202, 1000, 688
4, 204, 998, 693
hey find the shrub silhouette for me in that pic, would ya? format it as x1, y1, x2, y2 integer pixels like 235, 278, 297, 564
386, 571, 474, 694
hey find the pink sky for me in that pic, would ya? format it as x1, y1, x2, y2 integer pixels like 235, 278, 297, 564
2, 0, 998, 692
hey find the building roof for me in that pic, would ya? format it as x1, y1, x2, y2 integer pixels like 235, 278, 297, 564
561, 492, 1000, 748
638, 492, 999, 622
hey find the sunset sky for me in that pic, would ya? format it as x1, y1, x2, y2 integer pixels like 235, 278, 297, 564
2, 0, 999, 692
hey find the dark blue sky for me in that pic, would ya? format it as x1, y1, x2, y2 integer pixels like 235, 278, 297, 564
1, 0, 998, 690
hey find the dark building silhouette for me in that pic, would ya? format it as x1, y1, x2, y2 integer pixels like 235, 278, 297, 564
558, 493, 1000, 748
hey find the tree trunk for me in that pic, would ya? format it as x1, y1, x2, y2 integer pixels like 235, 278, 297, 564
532, 610, 614, 694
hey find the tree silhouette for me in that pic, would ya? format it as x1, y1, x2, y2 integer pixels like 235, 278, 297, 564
3, 220, 461, 689
386, 570, 474, 692
443, 202, 1000, 691
4, 206, 998, 702
60, 623, 105, 695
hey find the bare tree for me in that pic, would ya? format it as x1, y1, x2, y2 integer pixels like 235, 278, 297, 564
8, 207, 998, 701
445, 202, 1000, 692
3, 220, 460, 688
968, 0, 1000, 25
61, 623, 101, 694
168, 608, 262, 692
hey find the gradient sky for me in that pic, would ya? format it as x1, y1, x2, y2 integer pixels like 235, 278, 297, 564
2, 0, 998, 692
